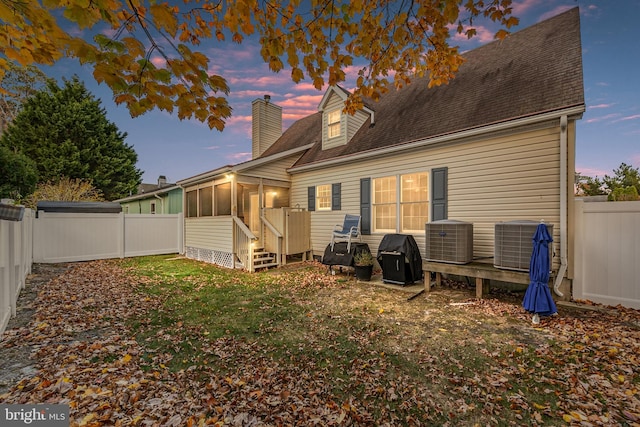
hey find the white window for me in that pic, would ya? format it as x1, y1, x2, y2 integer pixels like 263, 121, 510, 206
327, 109, 341, 138
400, 173, 429, 232
316, 184, 332, 211
373, 176, 397, 232
373, 172, 428, 233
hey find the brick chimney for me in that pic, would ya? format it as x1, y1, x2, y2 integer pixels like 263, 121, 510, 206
252, 95, 282, 159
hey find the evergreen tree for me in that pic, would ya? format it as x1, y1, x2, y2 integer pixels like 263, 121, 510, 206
0, 77, 142, 200
0, 145, 38, 199
603, 163, 640, 196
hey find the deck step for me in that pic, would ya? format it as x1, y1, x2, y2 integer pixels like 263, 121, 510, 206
251, 249, 278, 271
253, 262, 279, 270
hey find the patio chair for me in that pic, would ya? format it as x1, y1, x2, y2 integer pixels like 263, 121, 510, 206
331, 214, 362, 252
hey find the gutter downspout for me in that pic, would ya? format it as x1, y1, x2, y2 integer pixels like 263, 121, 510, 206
553, 115, 568, 297
154, 194, 164, 214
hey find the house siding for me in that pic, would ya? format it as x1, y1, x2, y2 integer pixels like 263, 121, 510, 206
243, 153, 300, 182
322, 92, 347, 149
291, 124, 563, 265
347, 109, 370, 142
185, 217, 234, 252
118, 188, 183, 214
166, 189, 183, 214
252, 98, 282, 158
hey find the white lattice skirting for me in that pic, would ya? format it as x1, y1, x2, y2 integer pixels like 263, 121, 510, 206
185, 247, 235, 269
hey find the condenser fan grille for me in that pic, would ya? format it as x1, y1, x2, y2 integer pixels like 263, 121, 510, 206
494, 221, 553, 272
425, 220, 473, 264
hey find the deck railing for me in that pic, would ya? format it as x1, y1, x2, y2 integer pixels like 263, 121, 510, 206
233, 216, 257, 271
261, 212, 283, 265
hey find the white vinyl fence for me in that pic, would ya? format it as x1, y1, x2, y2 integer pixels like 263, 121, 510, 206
33, 212, 183, 263
574, 199, 640, 309
0, 209, 33, 337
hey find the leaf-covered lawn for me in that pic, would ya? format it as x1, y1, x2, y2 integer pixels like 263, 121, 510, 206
1, 256, 639, 426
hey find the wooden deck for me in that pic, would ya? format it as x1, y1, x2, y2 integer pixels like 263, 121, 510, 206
423, 260, 537, 299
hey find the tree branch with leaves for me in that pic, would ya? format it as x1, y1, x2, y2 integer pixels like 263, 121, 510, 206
0, 0, 518, 129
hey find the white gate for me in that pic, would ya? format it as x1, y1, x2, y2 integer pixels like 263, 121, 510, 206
573, 199, 640, 309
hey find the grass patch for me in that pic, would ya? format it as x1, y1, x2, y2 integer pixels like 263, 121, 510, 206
118, 255, 638, 425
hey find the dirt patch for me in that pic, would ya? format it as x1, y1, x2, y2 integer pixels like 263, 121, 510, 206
0, 263, 73, 394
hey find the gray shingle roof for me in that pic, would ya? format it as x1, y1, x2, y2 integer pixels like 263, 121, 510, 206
259, 112, 322, 157
264, 7, 584, 168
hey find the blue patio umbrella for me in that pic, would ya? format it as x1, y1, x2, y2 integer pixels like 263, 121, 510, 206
522, 223, 557, 321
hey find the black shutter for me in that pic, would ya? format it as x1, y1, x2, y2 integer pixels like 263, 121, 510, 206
331, 183, 341, 211
308, 186, 315, 211
431, 167, 448, 221
360, 178, 371, 235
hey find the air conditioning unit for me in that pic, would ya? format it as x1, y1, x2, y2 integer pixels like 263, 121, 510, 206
494, 221, 554, 272
425, 220, 473, 264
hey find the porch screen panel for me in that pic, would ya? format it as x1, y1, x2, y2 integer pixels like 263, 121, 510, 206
199, 187, 213, 217
215, 182, 231, 216
186, 190, 198, 218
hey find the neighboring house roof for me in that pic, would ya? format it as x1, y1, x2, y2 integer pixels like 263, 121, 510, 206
114, 185, 181, 203
283, 7, 584, 170
137, 181, 176, 194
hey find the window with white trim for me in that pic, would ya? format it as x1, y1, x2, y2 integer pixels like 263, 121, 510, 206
327, 109, 341, 138
316, 184, 332, 210
150, 201, 156, 214
372, 172, 428, 233
400, 173, 429, 232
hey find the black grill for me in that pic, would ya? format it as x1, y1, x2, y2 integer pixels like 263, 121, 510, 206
377, 234, 423, 285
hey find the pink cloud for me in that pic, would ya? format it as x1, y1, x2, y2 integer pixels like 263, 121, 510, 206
232, 90, 275, 98
280, 95, 323, 108
511, 0, 545, 16
539, 5, 574, 22
451, 25, 496, 44
589, 103, 614, 110
150, 56, 166, 68
227, 152, 252, 162
225, 115, 252, 126
585, 113, 620, 124
576, 165, 610, 178
613, 114, 640, 123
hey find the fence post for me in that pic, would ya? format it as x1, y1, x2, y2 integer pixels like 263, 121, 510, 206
1, 220, 10, 335
8, 221, 17, 317
572, 199, 584, 301
177, 212, 184, 255
119, 212, 125, 259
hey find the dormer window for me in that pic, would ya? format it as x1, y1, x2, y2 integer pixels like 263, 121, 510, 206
327, 109, 341, 138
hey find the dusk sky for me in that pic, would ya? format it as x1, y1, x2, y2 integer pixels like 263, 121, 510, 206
44, 0, 639, 186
